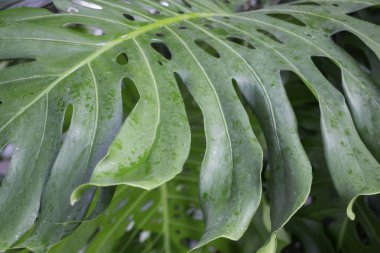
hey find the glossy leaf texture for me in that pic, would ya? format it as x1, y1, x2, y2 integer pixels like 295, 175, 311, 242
49, 101, 236, 253
0, 0, 380, 252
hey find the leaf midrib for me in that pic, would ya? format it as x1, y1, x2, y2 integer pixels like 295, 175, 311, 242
0, 12, 216, 133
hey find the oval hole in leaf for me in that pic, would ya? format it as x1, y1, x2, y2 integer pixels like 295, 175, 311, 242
151, 41, 172, 60
203, 23, 214, 29
281, 70, 319, 137
226, 36, 255, 49
332, 31, 377, 76
121, 77, 140, 121
147, 8, 160, 15
71, 0, 102, 10
62, 104, 73, 143
0, 143, 13, 183
160, 1, 169, 7
266, 13, 306, 27
186, 207, 203, 220
355, 222, 371, 245
311, 56, 343, 93
64, 23, 105, 36
139, 231, 151, 243
181, 238, 198, 249
348, 5, 380, 26
290, 1, 320, 6
140, 200, 154, 212
116, 52, 129, 65
181, 0, 192, 8
0, 58, 36, 69
231, 78, 267, 148
123, 13, 135, 21
257, 29, 283, 44
174, 71, 207, 165
194, 39, 220, 58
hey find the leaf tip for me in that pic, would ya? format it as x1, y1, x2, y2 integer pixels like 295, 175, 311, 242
70, 184, 92, 206
347, 197, 358, 220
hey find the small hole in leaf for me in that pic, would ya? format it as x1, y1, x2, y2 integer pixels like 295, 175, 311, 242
231, 78, 267, 148
182, 0, 192, 8
148, 8, 160, 15
64, 23, 104, 36
222, 16, 230, 20
140, 200, 154, 212
194, 39, 220, 58
0, 58, 36, 69
311, 56, 343, 93
115, 198, 128, 211
290, 1, 320, 6
281, 70, 320, 137
71, 0, 102, 10
204, 23, 214, 29
123, 13, 135, 21
208, 246, 222, 253
139, 231, 151, 243
151, 41, 172, 60
176, 184, 188, 192
174, 71, 207, 167
355, 222, 370, 245
332, 31, 377, 78
62, 104, 73, 141
178, 26, 187, 29
156, 32, 164, 37
158, 60, 163, 66
116, 52, 129, 65
186, 206, 203, 220
160, 1, 169, 7
181, 238, 198, 249
257, 29, 283, 44
121, 77, 140, 121
332, 3, 339, 7
0, 143, 13, 182
267, 13, 306, 26
348, 5, 380, 26
126, 220, 135, 232
226, 36, 255, 49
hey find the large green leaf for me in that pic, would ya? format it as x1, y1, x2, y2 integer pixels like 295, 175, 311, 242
49, 90, 238, 253
0, 0, 379, 252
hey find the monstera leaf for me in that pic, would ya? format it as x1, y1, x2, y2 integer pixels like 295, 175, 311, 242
0, 0, 379, 252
